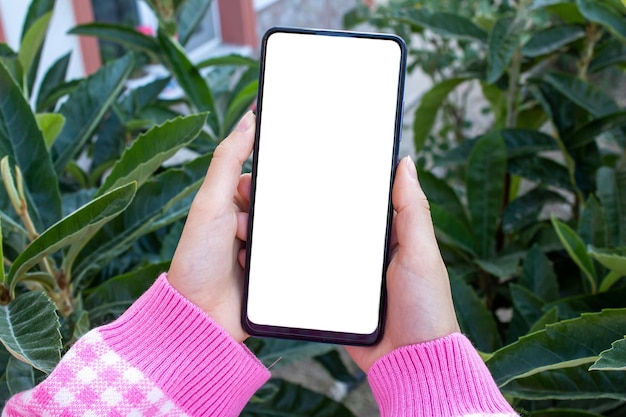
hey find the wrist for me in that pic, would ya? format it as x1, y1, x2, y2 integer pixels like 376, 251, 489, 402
368, 333, 516, 417
99, 273, 269, 415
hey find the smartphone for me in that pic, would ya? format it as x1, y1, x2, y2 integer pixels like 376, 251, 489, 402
242, 27, 407, 346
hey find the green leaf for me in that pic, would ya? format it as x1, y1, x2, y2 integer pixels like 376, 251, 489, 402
544, 72, 620, 119
503, 363, 626, 400
84, 262, 167, 325
413, 78, 467, 152
17, 12, 52, 85
511, 283, 546, 328
475, 253, 522, 279
314, 349, 359, 384
20, 0, 55, 41
437, 137, 477, 166
36, 79, 81, 114
516, 103, 549, 130
529, 0, 570, 11
508, 156, 573, 190
51, 54, 133, 174
118, 76, 170, 117
223, 81, 258, 135
159, 221, 183, 261
96, 113, 207, 196
533, 79, 578, 138
0, 55, 24, 94
6, 356, 35, 395
0, 218, 4, 285
343, 4, 370, 29
528, 409, 604, 417
35, 113, 65, 149
597, 167, 626, 247
529, 306, 559, 333
0, 61, 62, 229
487, 16, 520, 84
520, 245, 560, 302
450, 274, 501, 352
501, 129, 559, 158
567, 112, 626, 149
419, 170, 469, 227
20, 0, 55, 95
70, 311, 90, 343
579, 196, 609, 248
0, 291, 61, 373
577, 0, 626, 43
0, 44, 16, 58
90, 112, 126, 172
178, 0, 214, 46
481, 82, 506, 128
502, 188, 566, 234
75, 155, 211, 284
242, 379, 356, 417
523, 25, 586, 57
589, 248, 626, 276
544, 287, 626, 320
467, 130, 507, 258
552, 217, 598, 293
21, 272, 56, 293
402, 9, 488, 43
590, 337, 626, 370
431, 204, 476, 256
6, 183, 137, 292
196, 54, 260, 71
547, 4, 587, 24
157, 29, 218, 133
589, 39, 626, 73
69, 23, 161, 55
487, 309, 626, 386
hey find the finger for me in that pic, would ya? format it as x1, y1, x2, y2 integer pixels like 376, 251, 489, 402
236, 211, 248, 241
392, 156, 438, 257
238, 173, 252, 203
199, 111, 256, 210
238, 248, 247, 268
234, 173, 252, 211
389, 211, 398, 250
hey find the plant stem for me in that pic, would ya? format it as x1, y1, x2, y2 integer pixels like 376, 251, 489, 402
577, 23, 602, 81
40, 257, 56, 279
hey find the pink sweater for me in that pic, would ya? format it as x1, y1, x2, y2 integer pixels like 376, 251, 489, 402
3, 275, 517, 416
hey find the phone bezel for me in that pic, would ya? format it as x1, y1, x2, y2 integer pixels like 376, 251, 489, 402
241, 27, 407, 346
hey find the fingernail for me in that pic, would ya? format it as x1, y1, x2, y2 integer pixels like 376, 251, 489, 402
406, 156, 417, 180
236, 110, 255, 132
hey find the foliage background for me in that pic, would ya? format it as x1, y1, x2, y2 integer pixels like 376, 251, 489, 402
1, 0, 626, 415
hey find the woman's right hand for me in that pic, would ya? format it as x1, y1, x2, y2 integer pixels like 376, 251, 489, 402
346, 156, 460, 372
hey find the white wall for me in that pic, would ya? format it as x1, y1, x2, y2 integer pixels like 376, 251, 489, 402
0, 0, 85, 95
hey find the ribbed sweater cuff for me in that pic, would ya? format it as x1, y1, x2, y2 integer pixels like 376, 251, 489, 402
98, 273, 270, 416
368, 333, 516, 417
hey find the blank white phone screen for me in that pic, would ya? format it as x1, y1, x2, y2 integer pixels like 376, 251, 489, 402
247, 31, 403, 335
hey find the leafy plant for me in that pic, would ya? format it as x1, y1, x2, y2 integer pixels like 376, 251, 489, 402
348, 0, 626, 414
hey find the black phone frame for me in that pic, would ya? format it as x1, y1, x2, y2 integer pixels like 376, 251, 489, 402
241, 27, 407, 346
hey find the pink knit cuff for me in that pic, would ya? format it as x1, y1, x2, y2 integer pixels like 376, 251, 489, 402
98, 273, 270, 416
368, 333, 517, 417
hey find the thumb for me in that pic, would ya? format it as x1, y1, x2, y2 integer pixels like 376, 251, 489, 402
199, 111, 256, 210
392, 156, 438, 258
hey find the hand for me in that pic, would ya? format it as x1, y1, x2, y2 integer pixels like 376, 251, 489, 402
346, 156, 460, 372
167, 111, 255, 343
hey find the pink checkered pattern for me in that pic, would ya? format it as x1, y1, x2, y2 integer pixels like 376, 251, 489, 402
3, 330, 188, 417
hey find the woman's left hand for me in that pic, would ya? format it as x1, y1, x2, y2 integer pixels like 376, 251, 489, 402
168, 111, 255, 342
